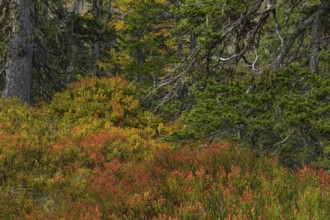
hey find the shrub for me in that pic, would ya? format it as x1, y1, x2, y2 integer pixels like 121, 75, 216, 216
49, 76, 161, 129
0, 76, 328, 219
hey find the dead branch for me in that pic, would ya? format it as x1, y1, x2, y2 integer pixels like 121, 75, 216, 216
270, 2, 329, 69
272, 129, 294, 156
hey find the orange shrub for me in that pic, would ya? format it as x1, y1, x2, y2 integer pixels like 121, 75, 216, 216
0, 77, 329, 219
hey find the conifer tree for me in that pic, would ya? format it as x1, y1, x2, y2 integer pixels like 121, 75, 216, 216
2, 0, 34, 104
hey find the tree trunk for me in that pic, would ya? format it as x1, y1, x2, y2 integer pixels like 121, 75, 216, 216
177, 40, 183, 58
310, 14, 320, 73
74, 0, 80, 14
3, 0, 34, 104
190, 31, 197, 51
92, 0, 102, 77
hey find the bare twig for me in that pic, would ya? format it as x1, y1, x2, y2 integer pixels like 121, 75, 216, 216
251, 46, 259, 72
144, 48, 200, 98
272, 129, 294, 156
272, 8, 284, 49
218, 9, 270, 62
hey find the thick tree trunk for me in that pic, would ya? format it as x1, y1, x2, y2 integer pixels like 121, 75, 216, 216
92, 0, 102, 77
3, 0, 34, 104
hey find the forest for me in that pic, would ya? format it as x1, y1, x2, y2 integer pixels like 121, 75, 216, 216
0, 0, 329, 219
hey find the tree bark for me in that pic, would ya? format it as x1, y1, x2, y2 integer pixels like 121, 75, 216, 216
92, 0, 102, 77
3, 0, 34, 104
310, 14, 320, 73
74, 0, 80, 14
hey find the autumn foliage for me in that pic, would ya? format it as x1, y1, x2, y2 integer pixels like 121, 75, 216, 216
0, 77, 329, 219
